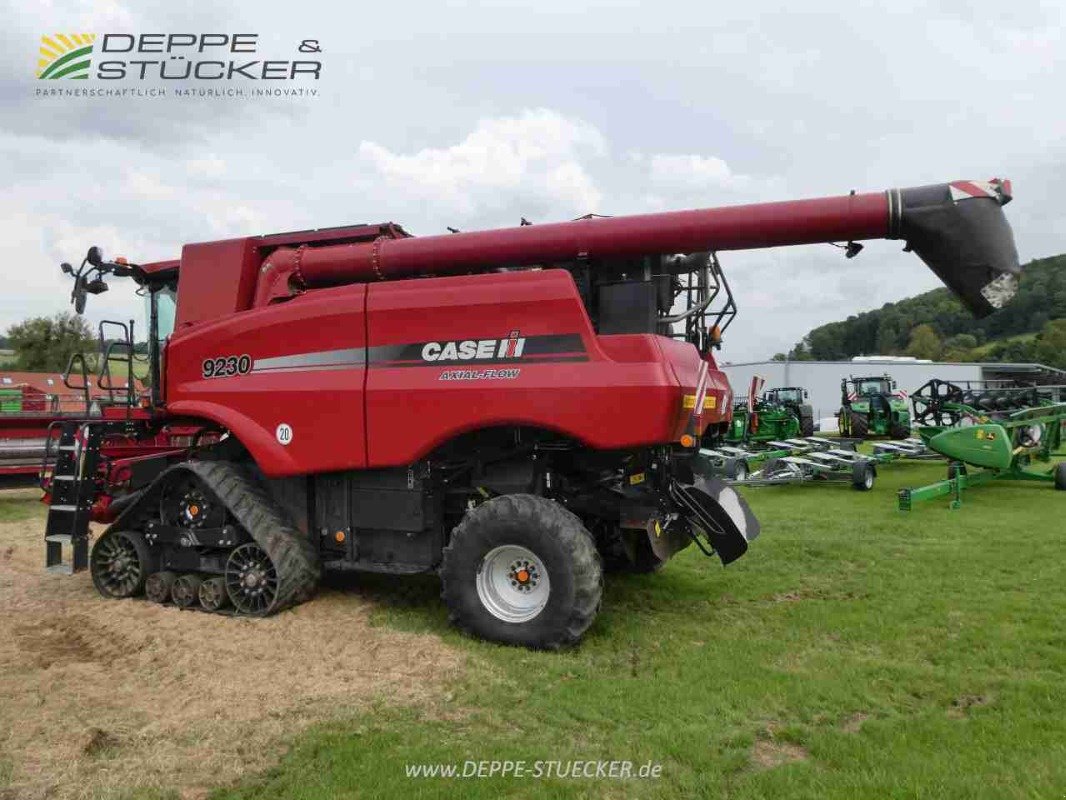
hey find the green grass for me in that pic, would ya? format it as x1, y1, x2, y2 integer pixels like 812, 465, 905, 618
205, 456, 1066, 800
0, 488, 45, 522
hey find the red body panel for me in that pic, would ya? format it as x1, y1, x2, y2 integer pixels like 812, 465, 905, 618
364, 270, 703, 467
166, 284, 370, 475
175, 238, 259, 329
162, 269, 712, 477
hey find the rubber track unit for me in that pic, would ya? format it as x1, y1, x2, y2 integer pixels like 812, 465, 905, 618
105, 460, 320, 615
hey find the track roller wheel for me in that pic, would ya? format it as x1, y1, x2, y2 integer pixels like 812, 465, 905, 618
172, 574, 203, 608
226, 543, 281, 616
198, 576, 230, 611
145, 570, 177, 604
441, 494, 602, 650
90, 530, 152, 599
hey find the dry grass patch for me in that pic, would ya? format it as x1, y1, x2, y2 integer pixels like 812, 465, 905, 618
0, 509, 463, 799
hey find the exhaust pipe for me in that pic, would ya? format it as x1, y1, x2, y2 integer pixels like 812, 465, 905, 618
891, 179, 1019, 317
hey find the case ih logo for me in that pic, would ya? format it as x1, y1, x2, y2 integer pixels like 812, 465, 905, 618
421, 331, 526, 363
37, 34, 96, 80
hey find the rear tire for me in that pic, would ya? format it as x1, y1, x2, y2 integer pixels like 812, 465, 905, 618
850, 411, 869, 438
1054, 462, 1066, 491
852, 462, 875, 491
725, 459, 749, 481
837, 409, 849, 436
440, 494, 603, 649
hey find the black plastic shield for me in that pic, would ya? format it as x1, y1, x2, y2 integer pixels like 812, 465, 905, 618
670, 476, 760, 565
896, 182, 1020, 318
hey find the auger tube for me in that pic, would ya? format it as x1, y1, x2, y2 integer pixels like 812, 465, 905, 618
265, 178, 1019, 318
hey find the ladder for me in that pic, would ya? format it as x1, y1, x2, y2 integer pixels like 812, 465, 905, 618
43, 420, 106, 574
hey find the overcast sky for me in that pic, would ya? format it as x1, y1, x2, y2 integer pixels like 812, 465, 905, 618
2, 0, 1062, 362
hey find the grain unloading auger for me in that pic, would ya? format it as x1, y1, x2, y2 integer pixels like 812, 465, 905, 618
45, 177, 1020, 648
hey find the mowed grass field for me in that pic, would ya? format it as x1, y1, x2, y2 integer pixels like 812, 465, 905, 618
4, 457, 1066, 799
213, 457, 1066, 800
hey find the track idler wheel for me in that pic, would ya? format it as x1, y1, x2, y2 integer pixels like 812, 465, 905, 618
145, 570, 177, 604
225, 543, 281, 616
198, 576, 230, 611
90, 530, 152, 599
172, 574, 203, 608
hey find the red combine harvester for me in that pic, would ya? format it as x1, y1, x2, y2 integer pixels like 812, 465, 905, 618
42, 179, 1019, 648
0, 372, 143, 483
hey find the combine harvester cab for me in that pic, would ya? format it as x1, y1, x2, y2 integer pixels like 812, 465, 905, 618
40, 176, 1022, 648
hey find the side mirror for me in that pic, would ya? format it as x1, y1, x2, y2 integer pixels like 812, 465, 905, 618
61, 262, 73, 275
87, 246, 104, 267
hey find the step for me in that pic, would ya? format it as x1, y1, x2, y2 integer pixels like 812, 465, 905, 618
45, 563, 76, 575
47, 504, 80, 513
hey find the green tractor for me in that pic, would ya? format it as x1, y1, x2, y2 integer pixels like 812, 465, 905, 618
838, 374, 911, 439
762, 386, 815, 437
725, 391, 802, 444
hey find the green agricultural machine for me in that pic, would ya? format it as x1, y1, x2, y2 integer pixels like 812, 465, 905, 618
838, 374, 911, 439
900, 379, 1066, 509
762, 386, 815, 436
725, 395, 801, 444
910, 378, 1047, 428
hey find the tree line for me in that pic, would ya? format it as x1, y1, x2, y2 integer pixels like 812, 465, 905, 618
777, 254, 1066, 369
3, 312, 149, 373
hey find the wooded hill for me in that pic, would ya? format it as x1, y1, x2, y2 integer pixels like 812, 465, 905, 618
781, 253, 1066, 369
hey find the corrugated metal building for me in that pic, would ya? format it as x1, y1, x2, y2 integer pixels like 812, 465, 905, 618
720, 358, 1066, 429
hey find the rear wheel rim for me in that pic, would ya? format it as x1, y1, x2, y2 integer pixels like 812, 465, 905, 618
476, 545, 551, 623
91, 534, 143, 597
226, 543, 279, 615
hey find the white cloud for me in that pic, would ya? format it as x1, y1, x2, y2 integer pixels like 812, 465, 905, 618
357, 109, 606, 226
185, 156, 226, 179
643, 153, 786, 207
3, 0, 1064, 362
125, 169, 175, 199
